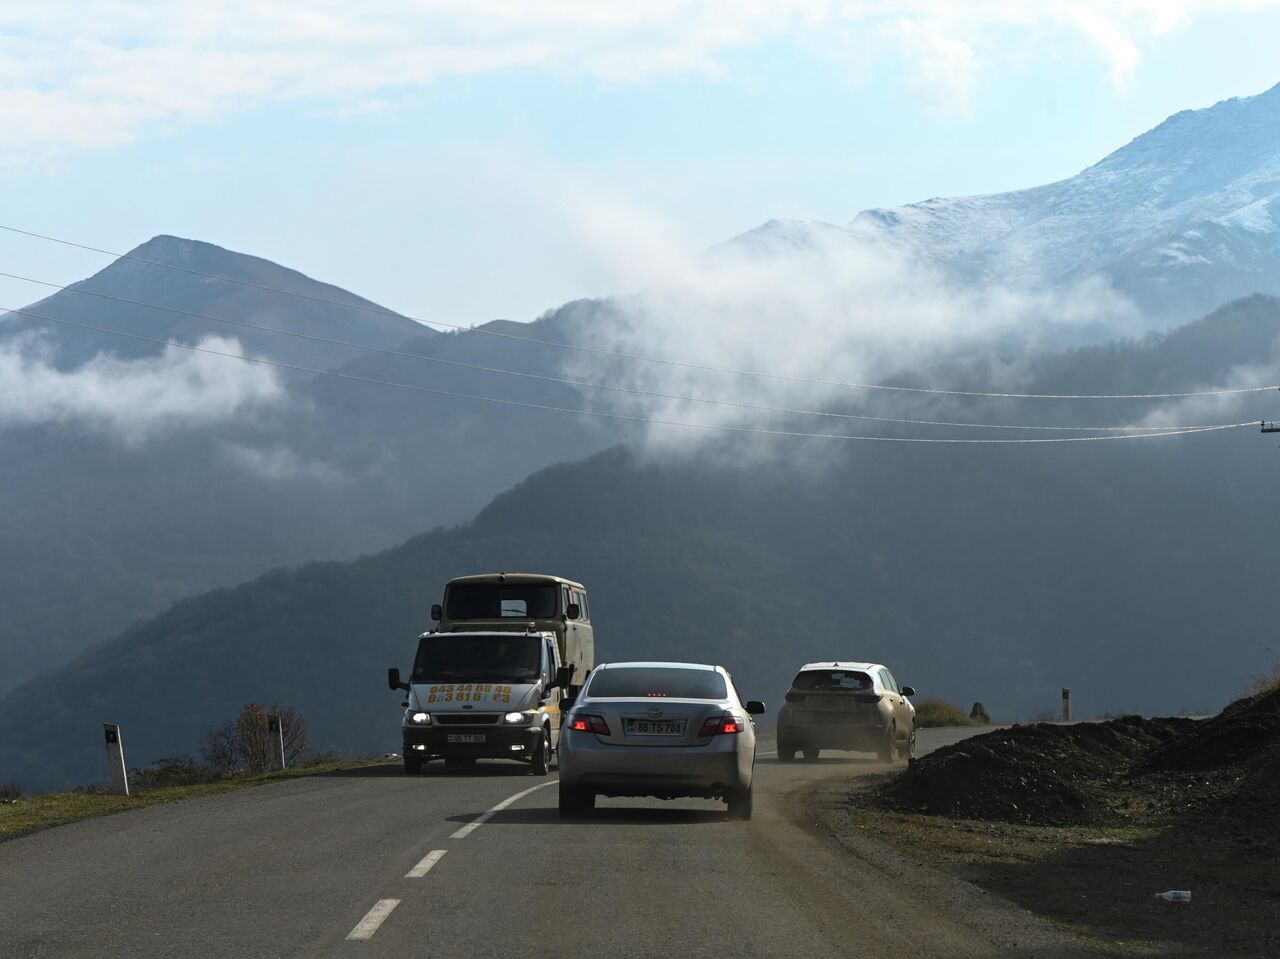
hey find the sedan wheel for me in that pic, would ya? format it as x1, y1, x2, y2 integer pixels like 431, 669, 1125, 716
726, 786, 753, 821
558, 782, 594, 817
777, 738, 796, 763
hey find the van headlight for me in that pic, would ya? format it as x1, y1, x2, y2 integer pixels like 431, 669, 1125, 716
504, 710, 535, 725
407, 711, 431, 725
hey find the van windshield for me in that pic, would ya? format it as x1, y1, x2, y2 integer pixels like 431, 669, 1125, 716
412, 634, 542, 683
446, 583, 558, 620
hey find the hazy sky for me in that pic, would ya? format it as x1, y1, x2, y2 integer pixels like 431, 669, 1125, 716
2, 2, 1280, 329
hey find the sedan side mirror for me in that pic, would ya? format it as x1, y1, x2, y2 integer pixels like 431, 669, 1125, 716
901, 686, 916, 697
744, 700, 766, 715
388, 667, 410, 692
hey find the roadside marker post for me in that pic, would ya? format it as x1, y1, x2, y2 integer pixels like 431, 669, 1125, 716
102, 723, 129, 796
268, 713, 286, 770
1061, 688, 1072, 722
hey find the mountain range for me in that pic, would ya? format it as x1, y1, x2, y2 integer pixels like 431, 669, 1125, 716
3, 293, 1278, 791
4, 84, 1280, 790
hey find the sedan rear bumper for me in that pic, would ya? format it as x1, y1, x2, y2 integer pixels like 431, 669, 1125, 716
560, 733, 752, 798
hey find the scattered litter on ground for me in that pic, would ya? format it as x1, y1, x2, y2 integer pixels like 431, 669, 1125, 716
1154, 890, 1192, 902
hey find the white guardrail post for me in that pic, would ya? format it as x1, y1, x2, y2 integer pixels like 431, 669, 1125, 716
103, 723, 129, 796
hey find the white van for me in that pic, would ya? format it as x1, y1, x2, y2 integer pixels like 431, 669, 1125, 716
387, 573, 595, 774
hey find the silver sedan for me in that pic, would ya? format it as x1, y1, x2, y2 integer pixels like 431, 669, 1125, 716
557, 661, 765, 820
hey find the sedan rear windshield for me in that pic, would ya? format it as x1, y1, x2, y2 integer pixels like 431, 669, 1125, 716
791, 670, 873, 692
588, 667, 727, 700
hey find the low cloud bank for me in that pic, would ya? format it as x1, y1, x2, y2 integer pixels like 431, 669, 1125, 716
0, 334, 285, 443
558, 226, 1164, 451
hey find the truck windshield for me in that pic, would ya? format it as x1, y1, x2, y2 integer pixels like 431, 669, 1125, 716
446, 583, 558, 619
412, 634, 542, 683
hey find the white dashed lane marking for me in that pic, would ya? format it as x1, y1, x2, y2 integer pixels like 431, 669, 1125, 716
449, 780, 556, 839
346, 899, 400, 941
405, 849, 448, 878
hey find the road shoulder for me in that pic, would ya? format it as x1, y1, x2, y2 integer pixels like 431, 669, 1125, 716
790, 771, 1100, 958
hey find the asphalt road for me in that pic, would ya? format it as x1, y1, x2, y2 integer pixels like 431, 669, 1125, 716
0, 728, 1093, 959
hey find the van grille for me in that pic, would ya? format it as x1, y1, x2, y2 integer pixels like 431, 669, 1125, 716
435, 713, 501, 726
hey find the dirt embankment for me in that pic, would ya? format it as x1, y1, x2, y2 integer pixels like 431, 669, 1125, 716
882, 715, 1196, 826
851, 687, 1280, 957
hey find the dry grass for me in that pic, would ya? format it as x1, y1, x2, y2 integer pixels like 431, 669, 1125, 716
1249, 664, 1280, 696
913, 698, 984, 727
0, 758, 392, 842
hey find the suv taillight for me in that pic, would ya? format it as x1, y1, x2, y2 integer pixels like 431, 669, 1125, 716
569, 713, 611, 736
698, 714, 744, 736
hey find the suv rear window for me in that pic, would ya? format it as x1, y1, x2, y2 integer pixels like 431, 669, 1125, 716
791, 670, 873, 692
588, 667, 727, 700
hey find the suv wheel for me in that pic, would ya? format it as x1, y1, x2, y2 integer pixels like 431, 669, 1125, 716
877, 724, 897, 764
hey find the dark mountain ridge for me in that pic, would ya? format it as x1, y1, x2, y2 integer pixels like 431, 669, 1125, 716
3, 295, 1277, 793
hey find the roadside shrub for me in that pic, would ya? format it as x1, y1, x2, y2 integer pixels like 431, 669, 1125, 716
130, 755, 223, 790
202, 703, 309, 774
0, 781, 20, 802
914, 698, 983, 728
1249, 665, 1280, 696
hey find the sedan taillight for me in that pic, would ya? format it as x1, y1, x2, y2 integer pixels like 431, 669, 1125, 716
698, 714, 744, 736
569, 713, 611, 735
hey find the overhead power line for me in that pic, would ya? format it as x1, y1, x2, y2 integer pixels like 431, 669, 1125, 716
2, 304, 1256, 445
0, 269, 1245, 434
2, 223, 1274, 402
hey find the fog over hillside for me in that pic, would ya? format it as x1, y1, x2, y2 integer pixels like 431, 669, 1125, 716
2, 294, 1278, 793
2, 84, 1279, 732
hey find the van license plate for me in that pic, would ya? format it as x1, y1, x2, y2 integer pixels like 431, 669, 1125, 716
624, 719, 686, 736
446, 734, 485, 743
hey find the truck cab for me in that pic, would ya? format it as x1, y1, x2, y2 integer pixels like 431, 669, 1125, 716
389, 629, 564, 774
